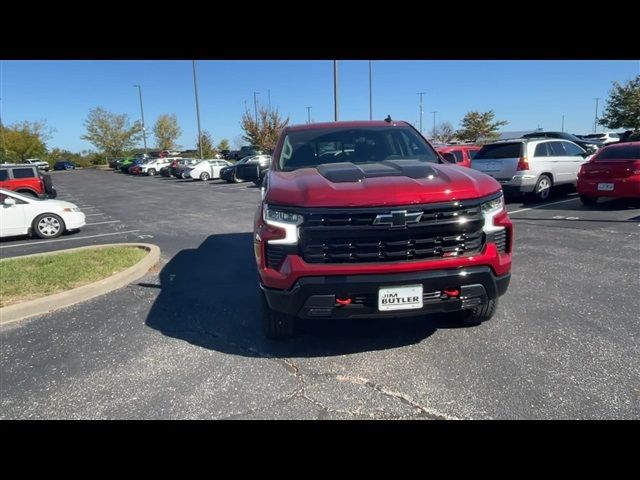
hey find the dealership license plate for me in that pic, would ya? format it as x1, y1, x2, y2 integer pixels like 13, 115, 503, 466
378, 285, 423, 311
597, 183, 614, 191
476, 161, 501, 172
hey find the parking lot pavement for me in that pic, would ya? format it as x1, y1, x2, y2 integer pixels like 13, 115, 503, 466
1, 169, 638, 419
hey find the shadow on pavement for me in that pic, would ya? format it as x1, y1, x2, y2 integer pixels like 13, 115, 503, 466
144, 233, 458, 358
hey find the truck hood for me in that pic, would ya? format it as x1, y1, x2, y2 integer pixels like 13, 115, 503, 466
265, 161, 502, 207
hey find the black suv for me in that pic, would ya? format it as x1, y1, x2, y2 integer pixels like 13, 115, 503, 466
522, 131, 602, 153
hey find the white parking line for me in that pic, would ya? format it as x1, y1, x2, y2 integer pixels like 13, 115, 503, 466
0, 230, 141, 249
85, 213, 106, 217
508, 197, 580, 215
85, 220, 121, 226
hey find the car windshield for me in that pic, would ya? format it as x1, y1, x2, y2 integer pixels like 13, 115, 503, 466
278, 126, 439, 171
474, 142, 523, 159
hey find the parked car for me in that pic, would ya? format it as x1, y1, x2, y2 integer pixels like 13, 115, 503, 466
54, 160, 76, 170
108, 157, 123, 169
471, 138, 591, 201
129, 165, 143, 175
435, 145, 481, 168
25, 158, 50, 172
171, 158, 200, 178
230, 145, 263, 160
0, 164, 57, 198
140, 157, 175, 176
120, 158, 147, 174
236, 120, 512, 339
220, 155, 271, 183
188, 159, 234, 181
0, 188, 85, 239
522, 131, 602, 153
579, 132, 621, 145
576, 142, 640, 205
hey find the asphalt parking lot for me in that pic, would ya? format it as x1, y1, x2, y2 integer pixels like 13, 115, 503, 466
1, 168, 639, 419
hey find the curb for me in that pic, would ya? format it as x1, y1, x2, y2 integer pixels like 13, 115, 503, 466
0, 243, 161, 326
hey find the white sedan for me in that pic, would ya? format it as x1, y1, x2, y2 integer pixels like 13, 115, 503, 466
0, 188, 86, 239
189, 159, 233, 181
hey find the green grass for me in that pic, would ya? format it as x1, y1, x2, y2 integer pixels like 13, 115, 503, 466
0, 246, 148, 307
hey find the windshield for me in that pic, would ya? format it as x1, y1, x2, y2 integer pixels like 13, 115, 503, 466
474, 142, 523, 159
278, 126, 439, 171
596, 145, 640, 160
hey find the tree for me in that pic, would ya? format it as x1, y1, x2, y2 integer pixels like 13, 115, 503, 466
197, 130, 216, 158
241, 106, 289, 152
432, 121, 456, 144
153, 114, 182, 150
599, 75, 640, 131
456, 110, 508, 143
217, 138, 230, 152
81, 107, 142, 160
2, 120, 52, 162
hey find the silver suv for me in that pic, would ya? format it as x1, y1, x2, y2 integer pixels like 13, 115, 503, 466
470, 138, 591, 201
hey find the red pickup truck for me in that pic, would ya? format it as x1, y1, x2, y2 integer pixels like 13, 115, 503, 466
239, 121, 512, 338
435, 145, 481, 168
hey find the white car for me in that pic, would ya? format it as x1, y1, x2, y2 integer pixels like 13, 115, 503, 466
0, 188, 86, 239
140, 157, 176, 176
189, 159, 233, 181
25, 159, 50, 172
580, 132, 620, 145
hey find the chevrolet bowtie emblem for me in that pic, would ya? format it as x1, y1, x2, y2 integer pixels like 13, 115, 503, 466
373, 210, 423, 228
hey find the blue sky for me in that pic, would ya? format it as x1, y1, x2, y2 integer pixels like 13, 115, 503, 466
1, 60, 638, 152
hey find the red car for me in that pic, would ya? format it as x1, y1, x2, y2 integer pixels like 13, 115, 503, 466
577, 142, 640, 205
237, 121, 512, 338
435, 145, 481, 168
129, 165, 143, 175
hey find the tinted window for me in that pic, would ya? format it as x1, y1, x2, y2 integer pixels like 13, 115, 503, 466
562, 142, 586, 156
468, 149, 480, 159
548, 142, 567, 156
278, 126, 439, 170
534, 143, 549, 157
453, 151, 464, 163
12, 168, 36, 179
0, 170, 8, 181
474, 143, 523, 159
596, 145, 640, 160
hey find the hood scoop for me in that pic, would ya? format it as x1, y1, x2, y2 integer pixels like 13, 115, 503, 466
316, 160, 438, 183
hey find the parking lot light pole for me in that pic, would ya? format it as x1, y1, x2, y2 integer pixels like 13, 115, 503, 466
191, 61, 203, 160
333, 60, 339, 121
253, 92, 260, 122
593, 97, 600, 133
417, 92, 426, 133
432, 111, 438, 138
133, 85, 148, 155
369, 60, 373, 120
562, 115, 565, 132
306, 106, 312, 124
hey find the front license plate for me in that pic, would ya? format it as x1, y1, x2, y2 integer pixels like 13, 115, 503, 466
378, 285, 423, 311
597, 183, 614, 191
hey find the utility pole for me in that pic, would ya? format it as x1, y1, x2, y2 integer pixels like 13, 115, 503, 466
133, 84, 148, 155
306, 106, 312, 124
432, 111, 438, 138
593, 97, 600, 133
192, 61, 203, 160
368, 60, 373, 120
0, 96, 6, 161
253, 91, 260, 122
268, 89, 271, 112
333, 60, 339, 121
417, 92, 426, 133
562, 114, 565, 132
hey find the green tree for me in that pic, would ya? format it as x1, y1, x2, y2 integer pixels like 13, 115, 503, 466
197, 130, 215, 158
241, 106, 289, 152
599, 75, 640, 131
456, 110, 508, 143
1, 120, 52, 162
153, 114, 182, 150
216, 138, 231, 152
81, 107, 142, 161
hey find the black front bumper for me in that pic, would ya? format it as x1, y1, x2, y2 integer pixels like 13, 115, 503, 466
262, 266, 511, 319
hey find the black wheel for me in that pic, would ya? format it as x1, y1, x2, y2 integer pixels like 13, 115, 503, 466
33, 213, 65, 239
17, 190, 38, 198
450, 298, 498, 326
233, 173, 244, 183
580, 194, 598, 206
261, 289, 295, 339
532, 174, 552, 202
147, 168, 157, 176
200, 171, 210, 181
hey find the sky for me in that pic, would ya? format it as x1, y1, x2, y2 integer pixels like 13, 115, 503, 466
1, 60, 638, 152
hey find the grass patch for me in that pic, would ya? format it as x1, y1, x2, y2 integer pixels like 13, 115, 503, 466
0, 246, 148, 307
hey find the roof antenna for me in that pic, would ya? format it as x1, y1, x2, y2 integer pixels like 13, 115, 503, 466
384, 115, 392, 123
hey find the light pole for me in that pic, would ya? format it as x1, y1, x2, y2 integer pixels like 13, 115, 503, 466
333, 60, 339, 121
268, 89, 271, 112
306, 106, 312, 124
593, 97, 600, 133
133, 84, 148, 155
417, 92, 426, 133
561, 115, 565, 132
192, 61, 203, 160
253, 92, 260, 122
431, 111, 438, 138
0, 96, 6, 161
368, 60, 373, 120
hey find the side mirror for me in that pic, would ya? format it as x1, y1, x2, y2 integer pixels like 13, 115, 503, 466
441, 152, 456, 164
4, 197, 16, 206
236, 163, 261, 181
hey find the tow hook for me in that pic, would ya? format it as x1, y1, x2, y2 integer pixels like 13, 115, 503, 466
442, 288, 460, 298
336, 297, 352, 306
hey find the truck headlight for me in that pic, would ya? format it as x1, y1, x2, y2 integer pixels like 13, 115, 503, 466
481, 194, 505, 233
263, 205, 302, 245
264, 205, 303, 225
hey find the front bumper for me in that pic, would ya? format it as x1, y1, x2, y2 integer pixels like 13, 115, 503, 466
263, 266, 511, 319
62, 212, 86, 230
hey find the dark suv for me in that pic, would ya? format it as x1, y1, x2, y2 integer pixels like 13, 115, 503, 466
0, 164, 57, 198
522, 131, 602, 153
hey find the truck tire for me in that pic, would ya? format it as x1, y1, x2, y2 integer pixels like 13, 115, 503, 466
450, 298, 498, 326
261, 290, 295, 339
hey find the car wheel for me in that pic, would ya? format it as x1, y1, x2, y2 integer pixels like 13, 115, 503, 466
532, 174, 552, 202
33, 213, 65, 239
579, 195, 598, 206
200, 172, 210, 181
233, 173, 244, 183
450, 298, 498, 326
148, 168, 157, 176
17, 190, 39, 198
261, 289, 295, 339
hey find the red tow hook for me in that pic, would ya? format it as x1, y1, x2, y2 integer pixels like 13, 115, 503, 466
443, 288, 460, 298
336, 297, 352, 306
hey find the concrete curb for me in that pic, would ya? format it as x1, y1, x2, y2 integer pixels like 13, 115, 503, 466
0, 243, 160, 326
